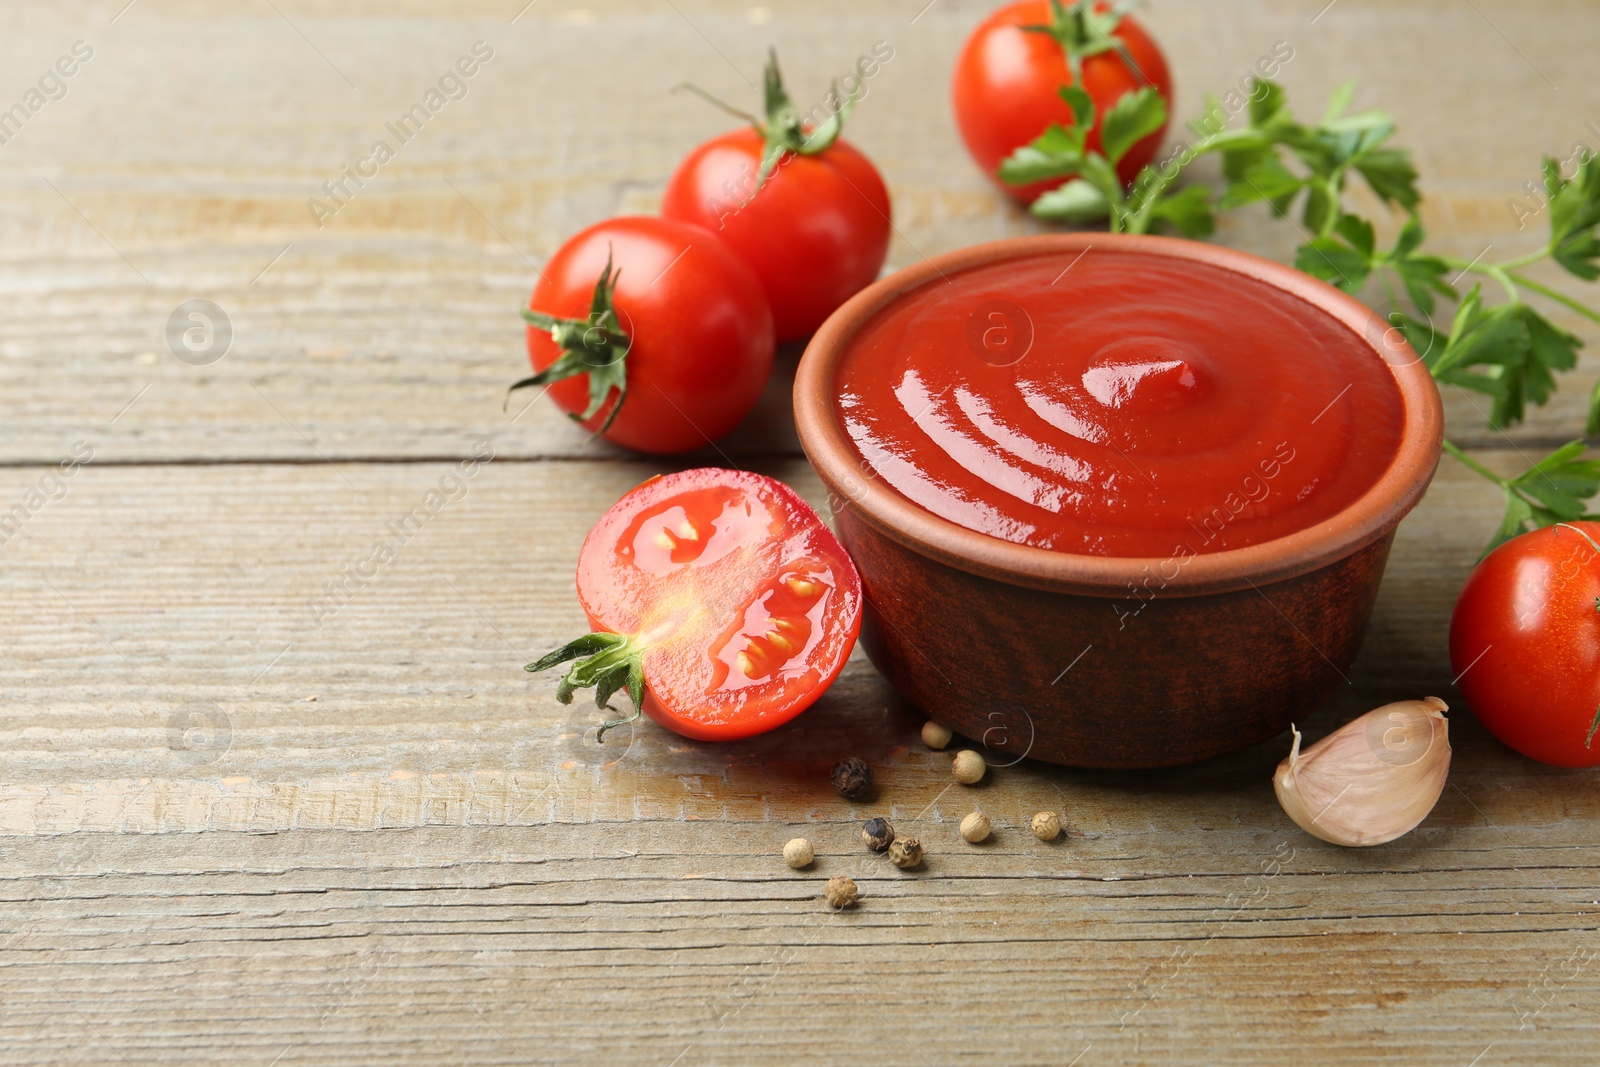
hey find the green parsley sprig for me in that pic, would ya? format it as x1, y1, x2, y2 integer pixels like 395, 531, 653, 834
999, 78, 1600, 555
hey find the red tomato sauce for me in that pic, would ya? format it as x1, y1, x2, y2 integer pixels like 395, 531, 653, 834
834, 249, 1406, 557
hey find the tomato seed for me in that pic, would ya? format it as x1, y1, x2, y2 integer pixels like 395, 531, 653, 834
785, 576, 820, 599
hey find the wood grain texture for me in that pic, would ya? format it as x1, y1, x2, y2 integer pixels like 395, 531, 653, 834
1, 0, 1598, 463
5, 0, 1600, 1063
4, 456, 1600, 1063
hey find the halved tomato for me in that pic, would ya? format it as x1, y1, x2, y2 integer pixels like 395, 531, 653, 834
529, 468, 862, 741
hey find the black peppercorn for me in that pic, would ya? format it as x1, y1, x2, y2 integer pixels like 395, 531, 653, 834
831, 756, 872, 800
861, 817, 895, 852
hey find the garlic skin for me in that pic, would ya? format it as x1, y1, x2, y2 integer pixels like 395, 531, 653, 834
1273, 697, 1451, 847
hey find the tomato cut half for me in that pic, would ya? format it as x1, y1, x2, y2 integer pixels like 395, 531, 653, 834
530, 468, 862, 742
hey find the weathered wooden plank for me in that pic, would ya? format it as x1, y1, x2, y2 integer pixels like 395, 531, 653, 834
0, 819, 1598, 1065
1, 0, 1597, 464
0, 452, 1529, 832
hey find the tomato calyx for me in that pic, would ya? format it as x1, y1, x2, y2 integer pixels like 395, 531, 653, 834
1022, 0, 1148, 85
677, 48, 855, 188
527, 630, 646, 743
509, 251, 633, 437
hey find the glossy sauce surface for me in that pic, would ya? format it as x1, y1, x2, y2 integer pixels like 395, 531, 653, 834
835, 250, 1406, 557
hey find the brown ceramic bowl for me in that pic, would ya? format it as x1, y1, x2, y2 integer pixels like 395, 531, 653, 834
794, 234, 1442, 769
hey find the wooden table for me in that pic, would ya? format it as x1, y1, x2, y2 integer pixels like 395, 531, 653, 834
4, 1, 1599, 1063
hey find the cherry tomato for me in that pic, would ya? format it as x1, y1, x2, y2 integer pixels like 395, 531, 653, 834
1449, 522, 1600, 767
531, 468, 862, 742
662, 128, 891, 342
952, 0, 1173, 204
517, 216, 774, 455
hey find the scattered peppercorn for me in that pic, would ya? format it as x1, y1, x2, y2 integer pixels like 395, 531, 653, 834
888, 837, 924, 869
831, 756, 873, 800
952, 749, 986, 784
824, 875, 859, 908
783, 838, 815, 869
1031, 811, 1062, 841
861, 817, 895, 852
960, 811, 992, 843
920, 719, 953, 750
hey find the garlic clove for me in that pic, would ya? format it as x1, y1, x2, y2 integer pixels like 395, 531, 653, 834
1273, 697, 1451, 848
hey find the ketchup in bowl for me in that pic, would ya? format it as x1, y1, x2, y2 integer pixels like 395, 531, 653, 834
796, 235, 1442, 767
834, 247, 1406, 557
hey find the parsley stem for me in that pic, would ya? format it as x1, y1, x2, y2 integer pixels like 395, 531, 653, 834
1443, 256, 1520, 301
1494, 247, 1549, 271
1441, 437, 1510, 488
1506, 272, 1600, 325
1379, 269, 1400, 310
1484, 264, 1519, 301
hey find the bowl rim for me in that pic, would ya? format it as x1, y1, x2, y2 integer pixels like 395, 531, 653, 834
793, 233, 1444, 598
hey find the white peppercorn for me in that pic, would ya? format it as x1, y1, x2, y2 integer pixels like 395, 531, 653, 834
952, 749, 986, 784
783, 838, 814, 868
1032, 811, 1062, 841
920, 719, 953, 750
960, 811, 992, 843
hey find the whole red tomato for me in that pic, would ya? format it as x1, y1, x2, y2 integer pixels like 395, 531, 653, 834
952, 0, 1173, 204
1449, 522, 1600, 767
514, 216, 774, 455
529, 468, 863, 742
661, 50, 892, 342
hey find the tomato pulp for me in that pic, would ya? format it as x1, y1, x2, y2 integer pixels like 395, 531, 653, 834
834, 248, 1406, 557
1450, 522, 1600, 767
566, 469, 861, 741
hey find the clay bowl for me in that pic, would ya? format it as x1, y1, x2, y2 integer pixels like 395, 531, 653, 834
794, 233, 1443, 769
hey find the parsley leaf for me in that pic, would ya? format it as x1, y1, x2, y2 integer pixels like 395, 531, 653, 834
1546, 154, 1600, 280
1031, 178, 1112, 223
1099, 86, 1167, 166
996, 87, 1095, 187
1489, 488, 1536, 553
1485, 441, 1600, 553
1216, 155, 1304, 213
1214, 80, 1419, 235
1060, 83, 1095, 130
996, 121, 1088, 186
1390, 257, 1455, 318
1295, 233, 1371, 291
1146, 183, 1215, 238
1427, 289, 1580, 429
1519, 305, 1582, 410
1353, 148, 1421, 212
